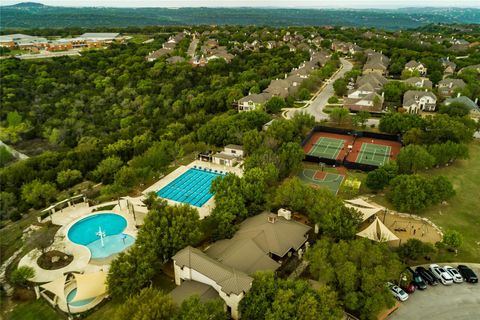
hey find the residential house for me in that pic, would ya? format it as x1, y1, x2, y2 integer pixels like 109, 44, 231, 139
145, 48, 170, 62
344, 92, 384, 113
404, 77, 433, 89
166, 56, 185, 64
264, 78, 295, 98
404, 60, 427, 75
402, 90, 437, 113
356, 73, 388, 92
444, 94, 480, 114
437, 78, 466, 97
237, 93, 272, 112
459, 64, 480, 74
172, 212, 311, 319
441, 58, 456, 77
362, 51, 389, 75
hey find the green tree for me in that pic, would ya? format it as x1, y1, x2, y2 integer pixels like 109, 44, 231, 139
352, 110, 370, 128
0, 191, 17, 220
329, 107, 350, 125
379, 112, 424, 134
265, 96, 286, 113
297, 88, 311, 100
397, 239, 435, 262
366, 161, 399, 191
442, 230, 463, 249
11, 266, 35, 287
92, 156, 123, 184
307, 238, 402, 320
396, 145, 435, 173
114, 287, 177, 320
328, 96, 339, 104
333, 78, 348, 96
56, 169, 82, 189
175, 296, 228, 320
239, 272, 342, 320
438, 102, 471, 117
21, 180, 57, 209
242, 129, 263, 156
136, 200, 201, 263
0, 146, 14, 167
107, 246, 156, 299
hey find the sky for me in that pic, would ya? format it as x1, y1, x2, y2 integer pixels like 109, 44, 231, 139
3, 1, 480, 8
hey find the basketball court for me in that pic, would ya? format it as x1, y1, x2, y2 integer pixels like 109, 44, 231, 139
298, 168, 345, 194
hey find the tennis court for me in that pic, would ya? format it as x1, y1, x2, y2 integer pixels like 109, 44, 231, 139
355, 143, 391, 166
307, 137, 346, 160
298, 168, 345, 194
157, 168, 224, 207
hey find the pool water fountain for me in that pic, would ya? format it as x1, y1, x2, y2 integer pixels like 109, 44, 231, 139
67, 213, 135, 259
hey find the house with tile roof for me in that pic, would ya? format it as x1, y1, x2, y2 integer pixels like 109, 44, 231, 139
402, 90, 437, 114
405, 60, 427, 75
437, 78, 466, 97
172, 212, 311, 319
404, 77, 433, 89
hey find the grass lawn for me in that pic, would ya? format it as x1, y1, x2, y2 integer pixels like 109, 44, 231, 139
4, 300, 62, 320
373, 141, 480, 263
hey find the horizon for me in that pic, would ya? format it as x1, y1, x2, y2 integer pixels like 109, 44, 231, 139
2, 1, 480, 9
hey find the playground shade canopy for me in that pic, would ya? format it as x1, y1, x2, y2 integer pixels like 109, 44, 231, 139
344, 198, 378, 209
40, 274, 68, 301
345, 203, 382, 221
72, 271, 107, 302
356, 217, 399, 242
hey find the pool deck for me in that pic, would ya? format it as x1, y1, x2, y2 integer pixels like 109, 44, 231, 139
19, 204, 137, 283
142, 160, 243, 219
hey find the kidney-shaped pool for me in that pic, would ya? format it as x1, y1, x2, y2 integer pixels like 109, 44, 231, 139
67, 213, 135, 259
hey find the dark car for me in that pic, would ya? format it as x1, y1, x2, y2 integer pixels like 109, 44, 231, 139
401, 282, 416, 294
416, 266, 439, 286
406, 267, 427, 290
457, 265, 478, 283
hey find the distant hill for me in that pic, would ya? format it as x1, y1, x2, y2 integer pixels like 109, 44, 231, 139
9, 2, 45, 7
0, 3, 479, 30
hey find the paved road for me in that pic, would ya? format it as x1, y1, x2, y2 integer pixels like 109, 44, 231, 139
284, 58, 379, 127
187, 38, 199, 58
390, 265, 480, 320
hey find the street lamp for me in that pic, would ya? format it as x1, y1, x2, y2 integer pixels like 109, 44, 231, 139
398, 271, 408, 287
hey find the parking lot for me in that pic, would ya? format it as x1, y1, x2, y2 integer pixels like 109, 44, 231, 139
390, 265, 480, 320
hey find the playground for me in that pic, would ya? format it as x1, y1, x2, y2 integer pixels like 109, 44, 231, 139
298, 168, 345, 194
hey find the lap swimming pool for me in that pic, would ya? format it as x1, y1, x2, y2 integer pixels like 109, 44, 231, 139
157, 168, 224, 207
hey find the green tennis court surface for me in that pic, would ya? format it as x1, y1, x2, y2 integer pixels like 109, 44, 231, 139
307, 137, 345, 160
356, 143, 391, 166
298, 168, 344, 194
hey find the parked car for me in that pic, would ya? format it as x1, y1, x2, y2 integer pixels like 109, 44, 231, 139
457, 265, 479, 283
401, 282, 416, 294
430, 264, 454, 285
444, 266, 463, 283
386, 282, 409, 301
406, 267, 427, 290
416, 266, 439, 286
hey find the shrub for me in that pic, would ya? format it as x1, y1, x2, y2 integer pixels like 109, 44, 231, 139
11, 266, 35, 286
328, 96, 339, 104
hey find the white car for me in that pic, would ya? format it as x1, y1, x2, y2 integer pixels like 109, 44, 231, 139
386, 282, 409, 301
429, 264, 454, 285
444, 266, 463, 283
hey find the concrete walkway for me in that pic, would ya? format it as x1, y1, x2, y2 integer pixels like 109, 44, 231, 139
0, 140, 29, 160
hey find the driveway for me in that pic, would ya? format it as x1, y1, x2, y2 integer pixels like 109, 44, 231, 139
283, 58, 379, 127
389, 265, 480, 320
